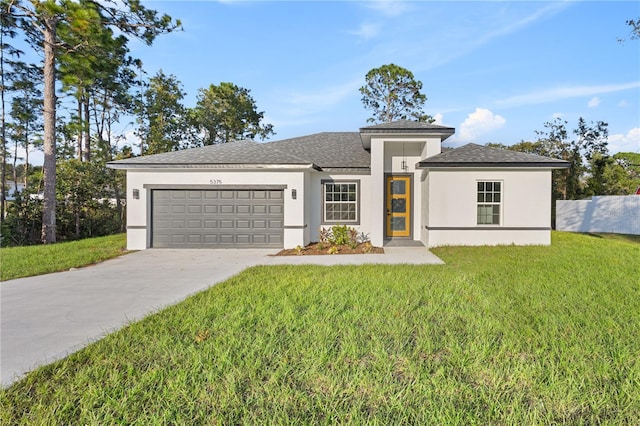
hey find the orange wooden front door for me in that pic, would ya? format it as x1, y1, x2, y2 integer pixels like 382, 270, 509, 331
385, 175, 411, 237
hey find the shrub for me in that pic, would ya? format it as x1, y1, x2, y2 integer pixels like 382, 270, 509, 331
331, 224, 350, 246
318, 224, 360, 248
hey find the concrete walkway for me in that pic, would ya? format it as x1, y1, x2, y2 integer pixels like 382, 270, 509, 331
1, 247, 443, 388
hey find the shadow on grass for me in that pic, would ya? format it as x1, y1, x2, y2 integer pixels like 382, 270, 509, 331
584, 232, 640, 244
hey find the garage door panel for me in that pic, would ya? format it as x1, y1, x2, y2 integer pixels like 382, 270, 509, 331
170, 234, 186, 244
219, 234, 235, 244
220, 220, 234, 229
171, 219, 186, 228
203, 234, 219, 244
152, 189, 284, 248
252, 220, 266, 229
269, 205, 283, 215
188, 220, 202, 228
237, 205, 250, 214
268, 234, 283, 244
252, 205, 267, 214
268, 219, 283, 228
187, 234, 203, 243
236, 234, 251, 244
269, 190, 283, 200
220, 205, 234, 214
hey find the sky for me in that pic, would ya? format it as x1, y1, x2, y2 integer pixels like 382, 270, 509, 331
16, 1, 640, 166
120, 0, 639, 155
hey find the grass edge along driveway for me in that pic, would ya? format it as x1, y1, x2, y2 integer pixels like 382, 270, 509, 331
0, 234, 128, 281
2, 232, 640, 424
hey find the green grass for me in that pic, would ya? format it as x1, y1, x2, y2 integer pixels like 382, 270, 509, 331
0, 234, 128, 281
2, 232, 639, 424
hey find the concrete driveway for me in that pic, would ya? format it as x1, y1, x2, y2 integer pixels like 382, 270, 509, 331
1, 247, 443, 387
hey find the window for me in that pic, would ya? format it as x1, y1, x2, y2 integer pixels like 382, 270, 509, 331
477, 181, 501, 225
322, 180, 359, 224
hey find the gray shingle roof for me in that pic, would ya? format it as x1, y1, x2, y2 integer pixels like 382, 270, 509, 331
108, 133, 371, 170
360, 120, 455, 134
418, 143, 570, 168
269, 132, 370, 170
108, 140, 315, 169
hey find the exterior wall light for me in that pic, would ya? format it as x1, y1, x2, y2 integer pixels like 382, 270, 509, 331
133, 189, 140, 199
291, 189, 297, 200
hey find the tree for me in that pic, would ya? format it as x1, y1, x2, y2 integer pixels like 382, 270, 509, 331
136, 70, 188, 154
191, 82, 274, 145
7, 61, 43, 190
619, 18, 640, 42
8, 0, 180, 243
0, 4, 22, 229
359, 63, 434, 124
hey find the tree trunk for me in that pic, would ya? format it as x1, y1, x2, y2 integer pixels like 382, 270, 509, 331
12, 140, 18, 193
77, 95, 83, 161
41, 17, 57, 244
0, 17, 6, 224
24, 117, 29, 190
83, 94, 90, 162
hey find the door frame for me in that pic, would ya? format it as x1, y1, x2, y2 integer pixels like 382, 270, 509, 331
384, 174, 413, 239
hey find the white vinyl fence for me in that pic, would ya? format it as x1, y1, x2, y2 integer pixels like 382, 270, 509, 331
556, 196, 640, 235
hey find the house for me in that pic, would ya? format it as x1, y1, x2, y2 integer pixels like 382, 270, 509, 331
107, 120, 570, 250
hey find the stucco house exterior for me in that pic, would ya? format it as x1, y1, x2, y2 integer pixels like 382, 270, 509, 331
108, 120, 570, 250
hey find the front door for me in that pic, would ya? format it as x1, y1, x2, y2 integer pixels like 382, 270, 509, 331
386, 175, 411, 238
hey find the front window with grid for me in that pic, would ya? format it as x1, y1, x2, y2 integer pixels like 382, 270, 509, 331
323, 181, 359, 224
477, 181, 501, 225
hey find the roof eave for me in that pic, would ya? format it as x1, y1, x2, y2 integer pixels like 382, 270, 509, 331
106, 162, 320, 171
417, 161, 571, 169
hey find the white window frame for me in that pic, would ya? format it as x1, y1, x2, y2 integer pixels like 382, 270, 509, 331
477, 181, 502, 225
321, 180, 360, 225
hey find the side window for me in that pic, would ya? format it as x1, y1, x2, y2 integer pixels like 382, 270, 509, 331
477, 181, 501, 225
322, 180, 359, 224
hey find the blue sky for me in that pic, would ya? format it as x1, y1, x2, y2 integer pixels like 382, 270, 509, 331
123, 0, 639, 154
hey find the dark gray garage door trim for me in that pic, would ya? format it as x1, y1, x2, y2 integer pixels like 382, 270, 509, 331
144, 184, 288, 190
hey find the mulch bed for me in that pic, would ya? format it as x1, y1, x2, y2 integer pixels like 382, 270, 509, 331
275, 242, 384, 256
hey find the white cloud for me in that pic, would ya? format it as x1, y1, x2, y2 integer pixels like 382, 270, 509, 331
432, 113, 445, 125
552, 112, 564, 119
349, 23, 380, 40
609, 128, 640, 154
495, 82, 640, 108
587, 97, 600, 108
618, 100, 630, 108
456, 108, 506, 142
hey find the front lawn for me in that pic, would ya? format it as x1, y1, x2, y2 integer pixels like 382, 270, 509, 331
2, 232, 639, 423
0, 234, 128, 281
